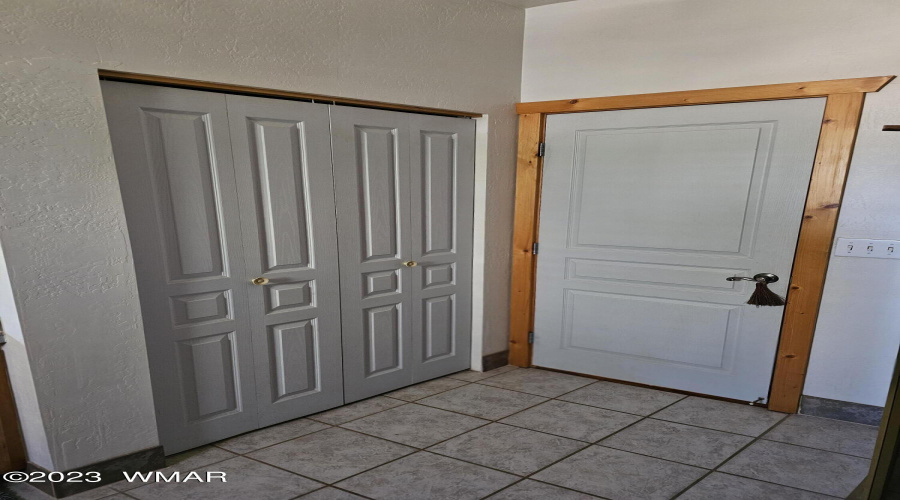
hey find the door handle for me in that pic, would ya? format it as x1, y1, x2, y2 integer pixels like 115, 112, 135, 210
403, 261, 418, 268
251, 277, 270, 285
726, 273, 779, 283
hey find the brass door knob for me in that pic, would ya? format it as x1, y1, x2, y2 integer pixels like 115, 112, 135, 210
403, 261, 417, 268
251, 277, 270, 285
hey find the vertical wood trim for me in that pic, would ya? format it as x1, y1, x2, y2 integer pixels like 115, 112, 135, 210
0, 348, 26, 472
508, 113, 545, 367
768, 93, 866, 413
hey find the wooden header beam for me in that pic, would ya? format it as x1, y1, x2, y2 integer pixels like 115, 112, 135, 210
516, 76, 893, 115
98, 69, 483, 119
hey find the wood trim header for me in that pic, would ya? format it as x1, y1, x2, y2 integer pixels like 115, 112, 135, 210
98, 70, 483, 118
516, 76, 894, 115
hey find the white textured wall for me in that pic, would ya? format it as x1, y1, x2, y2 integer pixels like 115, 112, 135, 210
0, 0, 523, 470
522, 0, 900, 406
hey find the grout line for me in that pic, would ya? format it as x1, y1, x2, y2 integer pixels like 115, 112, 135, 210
471, 378, 597, 400
144, 374, 872, 500
712, 471, 845, 499
642, 415, 779, 438
382, 377, 475, 403
521, 477, 616, 500
213, 422, 336, 456
307, 399, 413, 426
306, 375, 477, 428
668, 412, 845, 499
413, 393, 550, 422
667, 402, 790, 499
445, 365, 519, 383
479, 477, 529, 499
241, 453, 354, 490
756, 436, 876, 460
589, 393, 688, 445
468, 388, 698, 499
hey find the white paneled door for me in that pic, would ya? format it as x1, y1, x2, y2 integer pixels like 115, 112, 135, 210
533, 99, 826, 402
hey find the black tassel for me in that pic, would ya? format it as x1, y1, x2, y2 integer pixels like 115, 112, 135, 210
747, 281, 785, 307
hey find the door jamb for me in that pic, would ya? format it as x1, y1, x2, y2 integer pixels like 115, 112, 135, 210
508, 76, 894, 413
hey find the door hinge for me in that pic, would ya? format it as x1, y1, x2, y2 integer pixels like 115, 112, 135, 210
532, 242, 539, 255
528, 331, 535, 344
537, 142, 546, 157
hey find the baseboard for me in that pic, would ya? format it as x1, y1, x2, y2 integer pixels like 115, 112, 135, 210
482, 350, 509, 372
800, 395, 883, 426
25, 446, 165, 498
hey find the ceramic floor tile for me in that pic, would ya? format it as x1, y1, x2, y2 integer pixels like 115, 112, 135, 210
557, 381, 685, 416
341, 403, 488, 448
532, 445, 706, 499
385, 377, 469, 401
600, 418, 753, 468
336, 451, 518, 500
653, 396, 787, 436
248, 427, 415, 484
719, 440, 871, 497
110, 445, 237, 491
308, 396, 406, 425
417, 383, 547, 420
428, 423, 586, 476
164, 444, 238, 469
488, 479, 598, 499
216, 418, 330, 454
762, 414, 878, 457
300, 487, 368, 499
678, 472, 835, 500
4, 484, 119, 500
127, 456, 321, 500
446, 365, 518, 382
71, 487, 123, 499
1, 483, 53, 500
500, 399, 641, 442
478, 368, 594, 397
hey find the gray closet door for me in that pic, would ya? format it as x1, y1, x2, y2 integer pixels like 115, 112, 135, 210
409, 115, 475, 381
331, 106, 413, 402
225, 95, 344, 427
102, 81, 258, 453
331, 107, 475, 401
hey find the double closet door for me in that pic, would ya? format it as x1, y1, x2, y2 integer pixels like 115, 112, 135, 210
102, 81, 474, 453
332, 107, 474, 402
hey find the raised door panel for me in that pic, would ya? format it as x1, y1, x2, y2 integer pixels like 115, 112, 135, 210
101, 81, 257, 454
331, 106, 413, 402
226, 95, 343, 426
142, 110, 226, 280
409, 115, 475, 381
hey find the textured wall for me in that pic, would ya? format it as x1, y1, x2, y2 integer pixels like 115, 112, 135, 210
522, 0, 900, 406
0, 0, 523, 470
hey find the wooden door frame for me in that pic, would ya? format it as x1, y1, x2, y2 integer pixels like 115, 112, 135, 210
508, 76, 894, 413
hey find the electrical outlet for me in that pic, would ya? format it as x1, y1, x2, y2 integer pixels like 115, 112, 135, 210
834, 238, 900, 259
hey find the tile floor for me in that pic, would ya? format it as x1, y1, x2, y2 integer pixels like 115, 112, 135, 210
6, 366, 879, 500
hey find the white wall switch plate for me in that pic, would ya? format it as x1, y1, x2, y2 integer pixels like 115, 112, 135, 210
834, 238, 900, 259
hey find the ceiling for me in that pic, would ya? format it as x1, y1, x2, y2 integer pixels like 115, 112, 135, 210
494, 0, 576, 8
